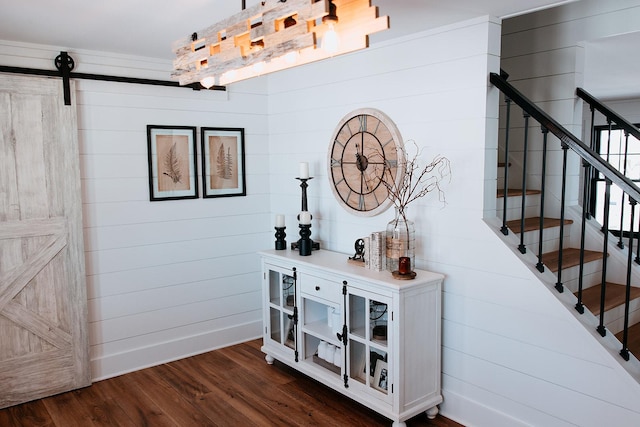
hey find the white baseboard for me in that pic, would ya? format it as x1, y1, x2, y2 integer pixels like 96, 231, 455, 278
440, 387, 531, 427
90, 321, 262, 381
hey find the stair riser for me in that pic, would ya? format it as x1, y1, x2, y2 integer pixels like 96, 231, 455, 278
563, 271, 605, 294
518, 229, 571, 254
601, 300, 640, 335
555, 260, 604, 293
497, 204, 541, 222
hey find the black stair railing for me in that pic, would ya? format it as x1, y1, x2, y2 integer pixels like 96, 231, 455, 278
491, 72, 640, 361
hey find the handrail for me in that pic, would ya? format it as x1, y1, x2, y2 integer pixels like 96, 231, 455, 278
490, 72, 640, 203
577, 87, 640, 143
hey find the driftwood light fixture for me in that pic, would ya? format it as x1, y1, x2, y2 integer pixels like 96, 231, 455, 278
172, 0, 389, 87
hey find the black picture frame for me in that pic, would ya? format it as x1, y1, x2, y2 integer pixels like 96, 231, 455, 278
201, 127, 246, 198
146, 125, 198, 201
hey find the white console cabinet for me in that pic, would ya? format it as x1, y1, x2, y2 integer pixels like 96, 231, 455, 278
260, 249, 443, 427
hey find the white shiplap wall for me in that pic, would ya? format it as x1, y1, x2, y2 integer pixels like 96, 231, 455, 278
0, 41, 270, 380
79, 77, 270, 379
265, 14, 640, 427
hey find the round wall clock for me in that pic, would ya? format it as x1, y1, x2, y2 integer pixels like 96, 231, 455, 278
327, 108, 405, 216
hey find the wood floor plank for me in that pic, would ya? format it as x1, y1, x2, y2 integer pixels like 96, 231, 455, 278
70, 382, 136, 427
0, 399, 54, 427
0, 339, 464, 427
41, 389, 98, 427
95, 374, 176, 427
179, 349, 279, 426
127, 367, 218, 427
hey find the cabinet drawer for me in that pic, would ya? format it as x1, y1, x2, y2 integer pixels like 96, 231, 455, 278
300, 275, 342, 304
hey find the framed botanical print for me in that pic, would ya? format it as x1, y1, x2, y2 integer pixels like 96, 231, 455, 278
147, 125, 198, 201
201, 127, 246, 198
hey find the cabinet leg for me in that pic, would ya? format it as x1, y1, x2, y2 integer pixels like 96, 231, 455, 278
426, 406, 439, 419
265, 354, 275, 365
391, 422, 407, 427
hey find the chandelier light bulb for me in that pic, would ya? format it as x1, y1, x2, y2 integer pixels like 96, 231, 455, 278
322, 23, 340, 54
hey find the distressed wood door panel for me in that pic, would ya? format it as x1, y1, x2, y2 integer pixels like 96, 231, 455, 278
0, 74, 90, 408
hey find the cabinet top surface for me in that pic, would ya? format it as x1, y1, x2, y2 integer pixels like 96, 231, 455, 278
259, 249, 444, 290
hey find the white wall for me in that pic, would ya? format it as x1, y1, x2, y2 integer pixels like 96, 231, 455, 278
265, 14, 640, 427
0, 40, 270, 380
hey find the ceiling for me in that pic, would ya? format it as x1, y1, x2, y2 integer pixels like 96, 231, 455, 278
0, 0, 575, 61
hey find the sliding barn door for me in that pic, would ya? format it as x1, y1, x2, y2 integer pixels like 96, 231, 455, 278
0, 74, 90, 408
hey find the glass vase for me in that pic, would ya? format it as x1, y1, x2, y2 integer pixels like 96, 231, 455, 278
385, 208, 415, 277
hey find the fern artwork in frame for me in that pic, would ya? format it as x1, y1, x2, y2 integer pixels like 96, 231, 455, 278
201, 127, 246, 198
147, 125, 198, 201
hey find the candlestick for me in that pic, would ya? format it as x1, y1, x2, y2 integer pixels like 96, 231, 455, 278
291, 173, 320, 253
275, 226, 287, 250
296, 177, 312, 212
298, 223, 312, 256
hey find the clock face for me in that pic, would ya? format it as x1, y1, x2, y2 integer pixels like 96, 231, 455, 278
328, 108, 404, 216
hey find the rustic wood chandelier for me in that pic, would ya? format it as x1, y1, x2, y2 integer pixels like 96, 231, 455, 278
172, 0, 389, 87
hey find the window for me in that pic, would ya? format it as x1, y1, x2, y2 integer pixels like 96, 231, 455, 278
590, 124, 640, 236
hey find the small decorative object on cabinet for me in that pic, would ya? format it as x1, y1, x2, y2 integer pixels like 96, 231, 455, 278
260, 249, 444, 427
386, 207, 416, 278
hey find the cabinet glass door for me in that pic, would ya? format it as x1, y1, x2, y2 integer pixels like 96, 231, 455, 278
347, 290, 391, 400
265, 266, 297, 355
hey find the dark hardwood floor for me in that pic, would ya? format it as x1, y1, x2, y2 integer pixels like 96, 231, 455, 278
0, 339, 464, 427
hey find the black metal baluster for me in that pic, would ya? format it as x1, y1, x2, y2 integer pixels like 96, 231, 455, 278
617, 132, 630, 249
636, 212, 640, 264
600, 121, 613, 233
555, 143, 569, 293
620, 197, 636, 361
585, 106, 596, 219
536, 127, 549, 272
519, 113, 530, 254
501, 97, 512, 236
597, 179, 612, 337
575, 158, 591, 314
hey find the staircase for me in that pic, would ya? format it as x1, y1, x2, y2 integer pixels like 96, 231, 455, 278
497, 176, 640, 357
491, 71, 640, 364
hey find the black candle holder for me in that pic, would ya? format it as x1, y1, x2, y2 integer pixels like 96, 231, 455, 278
296, 177, 312, 212
290, 176, 320, 253
297, 224, 312, 256
274, 226, 286, 250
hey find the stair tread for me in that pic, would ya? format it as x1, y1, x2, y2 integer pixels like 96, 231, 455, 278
506, 217, 573, 233
541, 248, 604, 272
615, 323, 640, 356
578, 282, 640, 316
497, 188, 542, 198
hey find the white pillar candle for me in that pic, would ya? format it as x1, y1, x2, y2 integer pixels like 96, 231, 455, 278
299, 211, 311, 225
275, 214, 285, 228
299, 162, 309, 179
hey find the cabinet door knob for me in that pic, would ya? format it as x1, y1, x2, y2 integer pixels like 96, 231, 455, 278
315, 285, 320, 291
